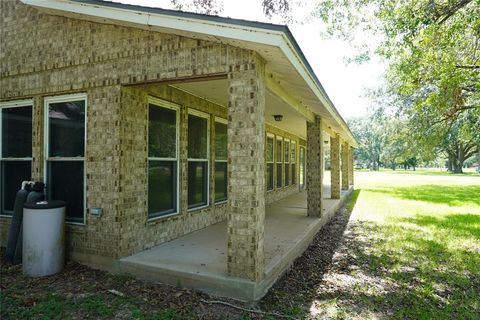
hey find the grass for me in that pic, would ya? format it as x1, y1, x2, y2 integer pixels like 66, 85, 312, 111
328, 171, 480, 319
1, 170, 479, 319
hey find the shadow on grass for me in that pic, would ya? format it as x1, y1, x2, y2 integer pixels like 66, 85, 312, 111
311, 218, 480, 319
365, 184, 480, 206
259, 189, 361, 317
398, 213, 480, 239
261, 189, 480, 319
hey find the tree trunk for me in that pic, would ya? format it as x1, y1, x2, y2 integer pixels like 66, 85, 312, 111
453, 162, 463, 173
454, 144, 465, 173
447, 158, 453, 171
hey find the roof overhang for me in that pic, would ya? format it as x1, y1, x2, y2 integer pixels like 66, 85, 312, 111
21, 0, 358, 147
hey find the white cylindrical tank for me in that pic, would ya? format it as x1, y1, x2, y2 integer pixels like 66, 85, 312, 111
23, 200, 66, 277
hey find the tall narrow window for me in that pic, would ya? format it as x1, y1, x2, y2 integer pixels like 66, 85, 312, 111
45, 94, 86, 224
300, 146, 306, 189
276, 136, 283, 188
291, 141, 297, 184
214, 119, 227, 203
266, 134, 274, 191
0, 101, 32, 216
284, 139, 290, 186
148, 99, 179, 218
188, 111, 209, 209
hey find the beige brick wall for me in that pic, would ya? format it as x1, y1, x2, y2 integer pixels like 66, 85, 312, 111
330, 134, 341, 199
0, 1, 307, 265
341, 141, 350, 190
226, 54, 266, 281
306, 116, 324, 217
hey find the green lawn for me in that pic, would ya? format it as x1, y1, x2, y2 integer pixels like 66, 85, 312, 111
1, 170, 479, 319
337, 171, 480, 319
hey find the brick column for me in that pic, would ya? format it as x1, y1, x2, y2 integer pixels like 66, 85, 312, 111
226, 56, 266, 282
306, 116, 323, 217
341, 141, 349, 190
349, 146, 354, 186
330, 134, 341, 199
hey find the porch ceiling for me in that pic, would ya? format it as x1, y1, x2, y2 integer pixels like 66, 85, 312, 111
173, 79, 309, 139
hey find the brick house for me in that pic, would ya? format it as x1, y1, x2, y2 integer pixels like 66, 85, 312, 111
0, 0, 357, 300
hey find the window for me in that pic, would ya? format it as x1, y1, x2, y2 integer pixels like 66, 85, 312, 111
300, 146, 306, 189
266, 134, 274, 191
284, 139, 290, 186
148, 98, 179, 219
45, 94, 86, 224
291, 141, 297, 184
188, 111, 209, 209
276, 136, 283, 188
214, 119, 227, 203
1, 101, 33, 216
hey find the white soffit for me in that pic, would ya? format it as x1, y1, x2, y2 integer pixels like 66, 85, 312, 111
21, 0, 357, 147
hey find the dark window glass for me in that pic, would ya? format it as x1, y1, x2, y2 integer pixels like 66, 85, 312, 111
2, 106, 32, 158
291, 142, 296, 163
148, 160, 176, 217
188, 161, 207, 208
48, 161, 84, 223
266, 136, 274, 162
48, 100, 85, 157
149, 105, 177, 158
1, 161, 31, 215
276, 139, 283, 162
188, 115, 208, 159
285, 163, 290, 185
276, 163, 282, 188
292, 164, 296, 184
284, 140, 290, 163
267, 163, 274, 191
276, 138, 283, 188
215, 122, 227, 160
215, 162, 227, 202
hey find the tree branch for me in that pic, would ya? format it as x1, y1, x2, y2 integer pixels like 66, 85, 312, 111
436, 0, 473, 24
456, 65, 480, 69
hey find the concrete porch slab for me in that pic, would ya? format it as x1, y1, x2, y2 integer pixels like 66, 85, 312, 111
119, 186, 353, 301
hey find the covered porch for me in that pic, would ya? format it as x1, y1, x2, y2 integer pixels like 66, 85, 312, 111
119, 184, 353, 301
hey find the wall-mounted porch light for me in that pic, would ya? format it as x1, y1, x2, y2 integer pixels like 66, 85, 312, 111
273, 114, 283, 122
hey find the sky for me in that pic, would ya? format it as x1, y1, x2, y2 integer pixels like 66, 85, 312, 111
114, 0, 386, 119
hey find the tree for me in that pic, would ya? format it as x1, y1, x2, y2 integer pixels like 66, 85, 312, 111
347, 111, 389, 170
166, 0, 480, 171
316, 0, 480, 172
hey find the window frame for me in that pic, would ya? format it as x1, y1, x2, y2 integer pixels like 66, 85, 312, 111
266, 133, 275, 192
275, 136, 283, 188
44, 93, 87, 226
284, 138, 291, 186
147, 97, 181, 221
0, 100, 33, 218
214, 116, 228, 204
299, 145, 306, 189
291, 140, 297, 185
187, 109, 210, 211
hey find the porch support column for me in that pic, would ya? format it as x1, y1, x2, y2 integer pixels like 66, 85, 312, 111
349, 146, 354, 186
306, 116, 324, 217
330, 134, 341, 199
226, 56, 266, 282
341, 141, 349, 190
